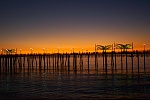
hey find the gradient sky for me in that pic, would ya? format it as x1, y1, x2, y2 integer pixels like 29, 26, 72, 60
0, 0, 150, 53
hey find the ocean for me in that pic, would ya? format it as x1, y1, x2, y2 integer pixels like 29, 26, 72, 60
0, 55, 150, 99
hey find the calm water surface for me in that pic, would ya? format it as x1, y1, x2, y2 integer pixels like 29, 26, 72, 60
0, 56, 150, 99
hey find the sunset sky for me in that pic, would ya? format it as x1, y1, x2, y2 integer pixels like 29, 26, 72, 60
0, 0, 150, 53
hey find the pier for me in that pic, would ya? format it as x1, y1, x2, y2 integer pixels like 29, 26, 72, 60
0, 50, 149, 74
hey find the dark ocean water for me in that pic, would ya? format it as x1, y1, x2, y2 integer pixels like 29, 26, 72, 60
0, 71, 150, 99
0, 56, 150, 99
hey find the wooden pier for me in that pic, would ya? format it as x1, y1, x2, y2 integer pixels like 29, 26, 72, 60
0, 50, 149, 74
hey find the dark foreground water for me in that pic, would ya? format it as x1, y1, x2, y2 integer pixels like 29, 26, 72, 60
0, 70, 150, 99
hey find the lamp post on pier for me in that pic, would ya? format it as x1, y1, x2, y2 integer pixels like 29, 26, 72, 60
30, 48, 33, 54
20, 49, 22, 54
43, 48, 45, 54
54, 49, 55, 54
143, 44, 145, 51
1, 49, 3, 55
143, 44, 146, 73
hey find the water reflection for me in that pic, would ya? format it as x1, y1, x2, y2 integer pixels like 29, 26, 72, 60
0, 70, 150, 99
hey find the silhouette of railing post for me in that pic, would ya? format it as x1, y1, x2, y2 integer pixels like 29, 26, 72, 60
114, 43, 116, 71
27, 56, 30, 71
62, 54, 64, 70
95, 44, 97, 71
143, 44, 146, 74
126, 48, 128, 72
65, 53, 67, 68
8, 56, 10, 73
64, 54, 66, 70
105, 50, 107, 74
10, 56, 12, 73
2, 57, 5, 73
39, 55, 42, 71
35, 56, 37, 70
55, 54, 56, 70
88, 52, 89, 72
23, 55, 25, 70
31, 56, 34, 71
131, 52, 133, 74
13, 56, 16, 72
43, 54, 45, 71
60, 54, 63, 70
95, 52, 97, 71
111, 51, 114, 74
17, 57, 20, 71
68, 53, 70, 72
0, 56, 1, 74
80, 52, 83, 71
131, 42, 134, 74
80, 53, 81, 71
60, 54, 62, 70
82, 54, 83, 71
73, 53, 75, 71
137, 50, 139, 74
5, 56, 8, 73
17, 57, 19, 72
48, 54, 50, 70
16, 57, 18, 72
102, 50, 104, 70
121, 48, 123, 70
59, 54, 61, 70
57, 54, 59, 71
46, 55, 48, 70
55, 54, 57, 71
19, 56, 22, 71
74, 54, 77, 72
114, 50, 116, 71
52, 54, 55, 70
12, 57, 15, 72
8, 55, 15, 73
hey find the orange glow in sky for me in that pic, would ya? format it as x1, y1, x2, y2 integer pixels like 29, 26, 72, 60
1, 0, 150, 53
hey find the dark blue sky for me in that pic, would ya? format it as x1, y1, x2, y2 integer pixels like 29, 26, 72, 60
0, 0, 150, 52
